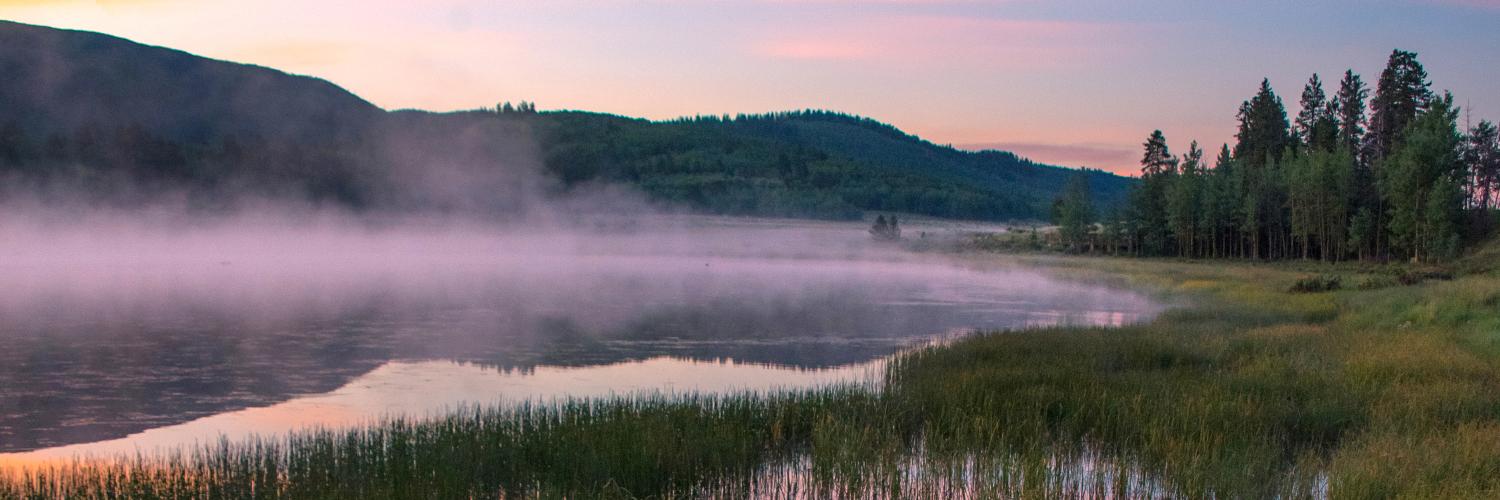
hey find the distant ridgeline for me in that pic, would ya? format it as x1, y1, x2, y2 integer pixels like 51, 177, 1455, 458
0, 20, 1131, 220
529, 109, 1131, 220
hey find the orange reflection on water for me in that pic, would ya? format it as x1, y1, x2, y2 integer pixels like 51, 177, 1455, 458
0, 356, 882, 472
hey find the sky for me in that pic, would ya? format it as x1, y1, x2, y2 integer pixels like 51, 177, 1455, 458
1, 0, 1496, 175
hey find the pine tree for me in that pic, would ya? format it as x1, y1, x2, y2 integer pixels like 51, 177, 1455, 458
1332, 69, 1378, 258
1295, 74, 1328, 147
1132, 131, 1177, 255
1234, 79, 1293, 170
1368, 50, 1432, 164
1332, 70, 1369, 153
1141, 130, 1177, 176
1232, 80, 1292, 259
1201, 145, 1239, 258
1056, 172, 1095, 252
1381, 94, 1462, 262
1365, 51, 1433, 259
1167, 141, 1204, 256
1464, 120, 1499, 211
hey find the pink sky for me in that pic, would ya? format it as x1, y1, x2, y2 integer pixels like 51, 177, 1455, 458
1, 0, 1496, 175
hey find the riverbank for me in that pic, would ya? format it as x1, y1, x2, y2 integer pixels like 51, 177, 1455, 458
4, 245, 1498, 498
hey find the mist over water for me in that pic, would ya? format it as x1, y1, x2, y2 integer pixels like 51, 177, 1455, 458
0, 206, 1159, 454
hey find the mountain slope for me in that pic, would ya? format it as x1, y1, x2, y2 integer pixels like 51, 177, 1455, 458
0, 20, 381, 144
0, 20, 1133, 221
530, 110, 1131, 220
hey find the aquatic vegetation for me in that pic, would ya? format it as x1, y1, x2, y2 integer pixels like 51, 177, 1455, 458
4, 246, 1500, 498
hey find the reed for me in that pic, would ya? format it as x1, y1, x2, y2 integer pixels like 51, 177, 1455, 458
5, 244, 1499, 498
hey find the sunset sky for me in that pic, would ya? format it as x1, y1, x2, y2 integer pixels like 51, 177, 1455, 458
2, 0, 1496, 175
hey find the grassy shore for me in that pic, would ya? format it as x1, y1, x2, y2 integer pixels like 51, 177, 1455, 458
4, 245, 1499, 498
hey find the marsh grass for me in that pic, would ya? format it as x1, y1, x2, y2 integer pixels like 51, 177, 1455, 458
5, 244, 1500, 498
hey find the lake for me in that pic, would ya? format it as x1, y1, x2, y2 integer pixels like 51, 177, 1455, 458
0, 217, 1161, 466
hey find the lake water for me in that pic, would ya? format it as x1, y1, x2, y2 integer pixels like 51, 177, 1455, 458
0, 219, 1161, 466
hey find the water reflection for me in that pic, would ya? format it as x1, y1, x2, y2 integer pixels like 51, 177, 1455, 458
0, 229, 1160, 455
0, 357, 884, 469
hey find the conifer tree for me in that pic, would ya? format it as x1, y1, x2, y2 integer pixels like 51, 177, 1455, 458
1234, 79, 1293, 170
1464, 120, 1499, 211
1140, 130, 1177, 176
1056, 172, 1095, 252
1295, 74, 1328, 147
1200, 145, 1239, 258
1333, 70, 1369, 153
1131, 131, 1177, 255
1381, 94, 1462, 262
1368, 50, 1432, 164
1167, 141, 1204, 256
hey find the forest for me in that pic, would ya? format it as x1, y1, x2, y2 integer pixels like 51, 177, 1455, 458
0, 19, 1134, 222
0, 108, 1133, 221
527, 109, 1131, 220
1055, 49, 1499, 262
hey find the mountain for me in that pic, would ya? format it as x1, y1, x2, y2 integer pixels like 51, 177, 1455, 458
0, 20, 1133, 220
0, 20, 381, 144
529, 110, 1132, 220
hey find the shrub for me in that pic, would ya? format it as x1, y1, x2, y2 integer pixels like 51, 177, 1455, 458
1396, 269, 1454, 286
1290, 274, 1343, 293
1357, 275, 1399, 290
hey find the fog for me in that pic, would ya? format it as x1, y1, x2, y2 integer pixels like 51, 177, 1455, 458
0, 95, 1160, 453
0, 203, 1161, 452
0, 22, 1166, 457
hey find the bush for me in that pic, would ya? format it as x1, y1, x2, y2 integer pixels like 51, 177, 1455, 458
1290, 274, 1343, 293
1356, 275, 1400, 290
1397, 269, 1454, 286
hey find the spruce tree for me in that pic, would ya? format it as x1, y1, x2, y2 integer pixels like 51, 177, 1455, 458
1167, 141, 1204, 256
1295, 74, 1328, 148
1132, 131, 1176, 255
1464, 120, 1499, 211
1234, 79, 1293, 169
1232, 80, 1292, 258
1056, 172, 1095, 252
1381, 94, 1462, 262
1141, 130, 1177, 176
1368, 50, 1432, 164
1333, 70, 1369, 153
1202, 145, 1239, 258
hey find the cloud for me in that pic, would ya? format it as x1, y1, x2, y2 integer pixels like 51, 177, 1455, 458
961, 141, 1138, 174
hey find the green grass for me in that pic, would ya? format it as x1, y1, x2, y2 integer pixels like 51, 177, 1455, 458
5, 245, 1500, 498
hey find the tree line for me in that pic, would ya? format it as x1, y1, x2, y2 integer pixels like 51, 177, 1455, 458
1056, 49, 1499, 262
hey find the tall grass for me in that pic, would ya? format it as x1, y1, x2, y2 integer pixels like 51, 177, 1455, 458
4, 246, 1500, 498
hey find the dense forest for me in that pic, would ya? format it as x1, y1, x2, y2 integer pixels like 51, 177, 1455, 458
526, 109, 1131, 220
1055, 50, 1498, 262
0, 20, 1133, 221
0, 108, 1132, 220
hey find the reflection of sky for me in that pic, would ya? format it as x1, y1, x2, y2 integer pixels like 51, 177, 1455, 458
0, 357, 885, 470
2, 0, 1496, 174
0, 218, 1166, 462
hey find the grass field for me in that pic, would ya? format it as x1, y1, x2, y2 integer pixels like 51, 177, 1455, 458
4, 243, 1498, 498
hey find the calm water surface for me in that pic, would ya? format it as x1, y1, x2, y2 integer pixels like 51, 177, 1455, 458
0, 222, 1161, 465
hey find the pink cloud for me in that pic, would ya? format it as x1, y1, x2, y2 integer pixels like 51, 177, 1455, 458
962, 141, 1139, 175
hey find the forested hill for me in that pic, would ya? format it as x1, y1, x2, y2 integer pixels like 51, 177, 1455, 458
527, 110, 1132, 220
0, 20, 382, 144
0, 20, 1132, 220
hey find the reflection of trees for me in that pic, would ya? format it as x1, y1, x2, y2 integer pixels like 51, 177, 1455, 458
0, 265, 1155, 452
